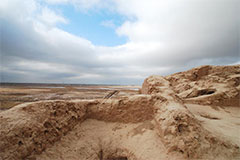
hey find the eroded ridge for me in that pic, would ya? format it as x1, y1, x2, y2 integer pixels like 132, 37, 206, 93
165, 65, 240, 107
142, 75, 240, 159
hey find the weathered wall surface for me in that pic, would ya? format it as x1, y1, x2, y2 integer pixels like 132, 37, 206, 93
165, 65, 240, 107
142, 76, 240, 159
0, 100, 97, 159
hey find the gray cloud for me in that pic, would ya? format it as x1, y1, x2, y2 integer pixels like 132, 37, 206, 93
1, 0, 239, 85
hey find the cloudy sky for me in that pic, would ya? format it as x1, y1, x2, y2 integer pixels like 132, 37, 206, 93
0, 0, 239, 84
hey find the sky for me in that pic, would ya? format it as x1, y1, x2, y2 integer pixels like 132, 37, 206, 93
0, 0, 239, 85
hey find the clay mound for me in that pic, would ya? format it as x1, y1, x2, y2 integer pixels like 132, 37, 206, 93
143, 65, 240, 107
143, 76, 239, 159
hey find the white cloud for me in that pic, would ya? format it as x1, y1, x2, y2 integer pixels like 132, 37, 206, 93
72, 0, 101, 9
100, 20, 116, 28
37, 7, 67, 27
44, 0, 112, 11
0, 0, 37, 20
44, 0, 69, 4
1, 0, 239, 84
16, 60, 72, 73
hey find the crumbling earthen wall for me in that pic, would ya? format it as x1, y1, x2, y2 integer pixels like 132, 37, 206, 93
87, 95, 155, 123
142, 76, 239, 159
0, 100, 96, 159
165, 65, 240, 107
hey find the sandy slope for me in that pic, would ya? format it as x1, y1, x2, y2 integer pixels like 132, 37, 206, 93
186, 104, 240, 147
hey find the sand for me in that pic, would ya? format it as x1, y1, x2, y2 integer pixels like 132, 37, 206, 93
36, 119, 173, 160
186, 104, 240, 147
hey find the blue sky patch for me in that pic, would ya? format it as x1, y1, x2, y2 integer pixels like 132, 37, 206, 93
49, 4, 128, 46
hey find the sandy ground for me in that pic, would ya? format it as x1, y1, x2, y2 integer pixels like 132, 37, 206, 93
186, 104, 240, 147
35, 119, 174, 160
